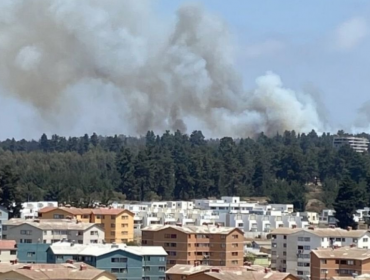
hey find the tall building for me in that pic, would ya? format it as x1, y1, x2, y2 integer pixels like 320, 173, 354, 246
2, 218, 105, 244
333, 136, 369, 153
311, 246, 370, 280
142, 225, 244, 268
270, 227, 370, 278
47, 241, 167, 280
38, 206, 135, 243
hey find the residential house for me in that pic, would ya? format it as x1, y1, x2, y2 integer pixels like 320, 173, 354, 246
311, 247, 370, 280
47, 241, 167, 280
2, 218, 105, 244
17, 243, 51, 263
166, 264, 299, 280
0, 240, 16, 262
0, 262, 116, 280
142, 225, 244, 268
270, 227, 370, 278
38, 207, 92, 223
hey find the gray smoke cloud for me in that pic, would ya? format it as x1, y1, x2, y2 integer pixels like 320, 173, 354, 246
0, 0, 325, 139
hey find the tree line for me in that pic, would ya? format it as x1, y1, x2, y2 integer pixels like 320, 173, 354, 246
0, 130, 369, 227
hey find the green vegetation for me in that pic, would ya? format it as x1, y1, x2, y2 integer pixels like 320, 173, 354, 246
1, 130, 370, 227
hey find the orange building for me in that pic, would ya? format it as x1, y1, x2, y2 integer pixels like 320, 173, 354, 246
38, 207, 134, 243
311, 247, 370, 280
166, 265, 299, 280
142, 225, 244, 268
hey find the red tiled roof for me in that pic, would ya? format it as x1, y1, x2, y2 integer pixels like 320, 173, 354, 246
91, 208, 133, 216
0, 240, 16, 250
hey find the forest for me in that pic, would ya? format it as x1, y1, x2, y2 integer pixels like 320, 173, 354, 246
0, 130, 369, 226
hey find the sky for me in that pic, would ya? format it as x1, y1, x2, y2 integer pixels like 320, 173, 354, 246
156, 0, 370, 129
1, 0, 370, 140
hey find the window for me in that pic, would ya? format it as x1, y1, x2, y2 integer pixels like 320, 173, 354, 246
321, 259, 327, 264
122, 215, 128, 220
304, 245, 311, 250
232, 234, 238, 239
111, 258, 128, 263
20, 239, 32, 243
353, 238, 358, 243
164, 243, 176, 247
321, 269, 328, 274
232, 252, 238, 256
167, 251, 176, 256
111, 224, 115, 228
142, 277, 150, 280
53, 214, 64, 219
10, 250, 16, 255
283, 243, 287, 248
111, 215, 116, 219
20, 230, 32, 235
158, 257, 165, 262
27, 252, 35, 257
111, 268, 127, 273
121, 223, 128, 227
90, 231, 98, 236
144, 256, 151, 261
90, 239, 98, 244
284, 235, 287, 240
121, 231, 128, 235
231, 260, 238, 265
110, 231, 115, 236
167, 260, 176, 264
347, 260, 355, 265
82, 215, 89, 219
2, 226, 6, 231
364, 238, 368, 242
164, 234, 177, 239
96, 215, 101, 219
232, 243, 238, 248
158, 266, 166, 272
143, 266, 150, 272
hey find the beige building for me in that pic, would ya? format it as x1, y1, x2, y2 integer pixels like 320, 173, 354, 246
38, 207, 135, 243
0, 240, 17, 262
0, 262, 116, 280
2, 219, 105, 244
142, 225, 244, 268
311, 247, 370, 280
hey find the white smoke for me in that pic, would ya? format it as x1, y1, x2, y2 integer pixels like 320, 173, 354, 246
0, 0, 325, 140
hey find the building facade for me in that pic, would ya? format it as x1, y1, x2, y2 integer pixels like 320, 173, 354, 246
0, 240, 16, 262
271, 227, 370, 278
2, 218, 105, 244
20, 201, 58, 220
333, 136, 369, 153
47, 241, 167, 280
311, 247, 370, 280
0, 206, 9, 239
142, 225, 244, 268
38, 207, 135, 243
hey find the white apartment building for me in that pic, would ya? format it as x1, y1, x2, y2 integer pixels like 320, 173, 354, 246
20, 201, 58, 220
318, 209, 337, 226
333, 136, 369, 153
2, 218, 105, 244
270, 227, 370, 278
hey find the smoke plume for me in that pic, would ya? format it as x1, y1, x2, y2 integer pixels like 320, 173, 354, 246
0, 0, 325, 139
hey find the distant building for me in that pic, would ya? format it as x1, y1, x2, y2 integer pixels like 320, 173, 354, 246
311, 246, 370, 280
17, 243, 50, 263
270, 227, 370, 278
20, 201, 58, 220
38, 207, 135, 243
333, 136, 369, 153
166, 265, 299, 280
0, 262, 116, 280
47, 241, 167, 280
142, 225, 244, 268
2, 218, 105, 244
0, 240, 17, 262
0, 206, 9, 239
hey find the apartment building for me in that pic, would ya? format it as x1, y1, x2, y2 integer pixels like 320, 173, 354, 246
333, 136, 369, 153
142, 225, 244, 268
0, 206, 9, 239
0, 240, 17, 262
47, 241, 167, 280
270, 227, 370, 278
2, 218, 105, 244
21, 201, 58, 220
311, 247, 370, 280
166, 265, 299, 280
38, 206, 135, 243
0, 262, 116, 280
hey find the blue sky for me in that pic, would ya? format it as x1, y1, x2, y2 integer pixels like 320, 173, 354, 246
156, 0, 370, 130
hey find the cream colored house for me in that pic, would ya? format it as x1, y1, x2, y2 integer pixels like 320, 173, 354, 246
0, 240, 17, 262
